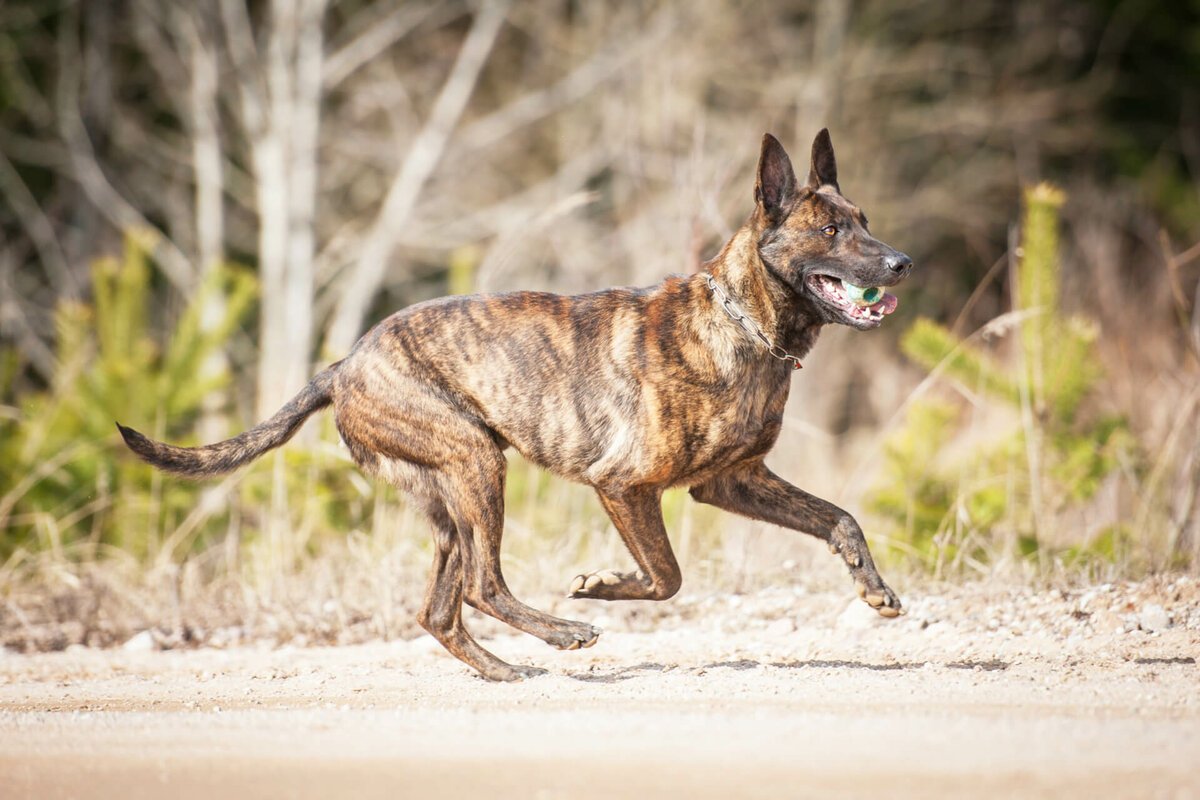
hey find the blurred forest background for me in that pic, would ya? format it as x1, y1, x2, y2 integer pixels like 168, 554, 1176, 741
1, 0, 1198, 648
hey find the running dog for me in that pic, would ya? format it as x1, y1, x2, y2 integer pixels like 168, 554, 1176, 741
120, 130, 913, 680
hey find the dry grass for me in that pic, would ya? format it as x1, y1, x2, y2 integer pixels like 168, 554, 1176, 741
1, 1, 1198, 650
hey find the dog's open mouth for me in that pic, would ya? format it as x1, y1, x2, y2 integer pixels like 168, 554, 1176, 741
806, 274, 899, 326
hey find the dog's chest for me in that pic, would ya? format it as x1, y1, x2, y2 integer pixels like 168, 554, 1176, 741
636, 364, 790, 486
697, 374, 786, 466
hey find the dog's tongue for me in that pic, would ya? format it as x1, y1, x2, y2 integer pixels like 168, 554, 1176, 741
871, 293, 899, 315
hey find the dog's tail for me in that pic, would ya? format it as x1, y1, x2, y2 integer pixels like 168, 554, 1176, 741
117, 364, 340, 479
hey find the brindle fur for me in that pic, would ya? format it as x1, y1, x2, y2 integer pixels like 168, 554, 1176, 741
119, 131, 914, 681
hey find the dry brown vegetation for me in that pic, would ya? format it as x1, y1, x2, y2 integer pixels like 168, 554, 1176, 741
1, 1, 1198, 650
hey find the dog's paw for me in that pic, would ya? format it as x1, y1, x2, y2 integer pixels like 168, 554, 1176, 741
855, 578, 903, 618
546, 624, 602, 650
568, 569, 623, 598
512, 664, 551, 679
482, 663, 550, 682
826, 525, 903, 618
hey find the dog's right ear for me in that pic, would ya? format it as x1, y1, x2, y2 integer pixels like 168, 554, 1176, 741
806, 128, 839, 192
754, 133, 797, 225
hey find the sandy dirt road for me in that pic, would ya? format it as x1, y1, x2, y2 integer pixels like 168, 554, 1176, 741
2, 582, 1199, 798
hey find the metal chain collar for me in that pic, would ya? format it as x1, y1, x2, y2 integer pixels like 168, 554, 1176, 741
702, 273, 802, 370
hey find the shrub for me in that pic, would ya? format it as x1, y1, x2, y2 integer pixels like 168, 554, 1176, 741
868, 185, 1136, 575
0, 232, 255, 561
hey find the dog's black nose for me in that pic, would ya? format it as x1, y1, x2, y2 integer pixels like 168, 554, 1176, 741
886, 253, 913, 274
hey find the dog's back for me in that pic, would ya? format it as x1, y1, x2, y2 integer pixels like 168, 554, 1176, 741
332, 273, 788, 491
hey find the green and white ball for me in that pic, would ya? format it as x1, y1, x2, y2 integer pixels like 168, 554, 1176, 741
844, 282, 884, 307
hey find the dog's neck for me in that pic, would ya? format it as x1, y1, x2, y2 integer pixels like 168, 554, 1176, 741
704, 223, 824, 362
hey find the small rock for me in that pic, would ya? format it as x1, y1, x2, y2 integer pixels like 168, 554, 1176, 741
406, 634, 444, 655
1138, 604, 1171, 632
837, 601, 883, 631
122, 631, 157, 652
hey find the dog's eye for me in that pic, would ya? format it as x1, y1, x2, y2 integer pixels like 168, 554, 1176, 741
821, 225, 838, 237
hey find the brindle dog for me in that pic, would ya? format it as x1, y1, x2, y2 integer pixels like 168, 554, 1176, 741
120, 130, 913, 681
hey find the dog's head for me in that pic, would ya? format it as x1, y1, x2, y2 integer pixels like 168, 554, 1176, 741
752, 130, 912, 330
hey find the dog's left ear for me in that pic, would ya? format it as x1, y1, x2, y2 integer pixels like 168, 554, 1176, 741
806, 128, 839, 192
755, 133, 797, 224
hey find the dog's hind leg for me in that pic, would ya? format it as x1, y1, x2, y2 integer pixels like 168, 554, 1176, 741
415, 497, 548, 681
688, 461, 902, 616
568, 487, 683, 601
440, 448, 602, 651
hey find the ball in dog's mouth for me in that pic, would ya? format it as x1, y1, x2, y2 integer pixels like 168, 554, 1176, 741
844, 282, 883, 306
808, 274, 899, 323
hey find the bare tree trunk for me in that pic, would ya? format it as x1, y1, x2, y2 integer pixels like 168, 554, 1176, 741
280, 0, 324, 409
223, 0, 327, 419
325, 0, 509, 356
190, 18, 224, 282
252, 128, 291, 419
185, 6, 229, 442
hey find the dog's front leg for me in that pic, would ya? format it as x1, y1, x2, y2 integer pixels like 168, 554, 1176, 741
568, 486, 683, 602
689, 462, 902, 616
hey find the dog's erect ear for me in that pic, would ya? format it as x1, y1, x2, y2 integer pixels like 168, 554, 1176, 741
806, 128, 839, 192
755, 133, 797, 224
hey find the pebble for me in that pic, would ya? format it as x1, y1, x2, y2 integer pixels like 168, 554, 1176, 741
122, 631, 157, 653
837, 601, 883, 631
1138, 604, 1171, 632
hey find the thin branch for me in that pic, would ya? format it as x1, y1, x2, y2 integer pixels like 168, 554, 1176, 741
0, 442, 95, 532
54, 8, 195, 292
0, 253, 57, 381
457, 10, 672, 152
182, 6, 226, 272
1159, 230, 1200, 369
0, 149, 75, 295
326, 0, 511, 354
322, 2, 451, 91
130, 0, 189, 96
422, 144, 609, 246
219, 0, 267, 137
